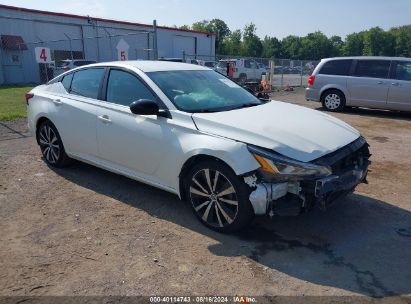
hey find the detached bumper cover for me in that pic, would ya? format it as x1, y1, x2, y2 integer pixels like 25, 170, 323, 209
315, 167, 368, 198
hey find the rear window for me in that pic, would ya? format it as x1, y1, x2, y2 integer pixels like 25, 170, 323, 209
319, 60, 352, 76
70, 68, 104, 99
354, 60, 391, 79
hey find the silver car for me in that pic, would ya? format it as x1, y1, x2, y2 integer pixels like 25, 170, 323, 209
305, 56, 411, 112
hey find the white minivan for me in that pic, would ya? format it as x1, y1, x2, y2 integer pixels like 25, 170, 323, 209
27, 61, 370, 232
306, 56, 411, 112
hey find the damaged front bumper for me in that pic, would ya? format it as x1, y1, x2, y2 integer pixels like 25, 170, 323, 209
246, 137, 370, 216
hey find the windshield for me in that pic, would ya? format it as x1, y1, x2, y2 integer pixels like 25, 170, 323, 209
147, 70, 263, 113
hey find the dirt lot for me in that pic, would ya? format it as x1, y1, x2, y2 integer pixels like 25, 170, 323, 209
1, 89, 410, 298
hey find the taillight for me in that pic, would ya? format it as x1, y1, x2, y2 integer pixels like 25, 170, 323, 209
308, 75, 315, 86
63, 66, 70, 71
25, 92, 34, 105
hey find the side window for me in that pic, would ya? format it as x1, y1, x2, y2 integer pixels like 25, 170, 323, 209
244, 60, 251, 68
319, 60, 352, 76
394, 61, 411, 81
61, 73, 73, 91
70, 68, 105, 99
106, 69, 156, 106
250, 61, 257, 69
354, 60, 390, 79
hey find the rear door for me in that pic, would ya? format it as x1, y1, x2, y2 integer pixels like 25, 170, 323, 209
52, 68, 104, 159
347, 59, 391, 108
387, 61, 411, 111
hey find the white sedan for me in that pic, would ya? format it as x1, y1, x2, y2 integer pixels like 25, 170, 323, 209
27, 61, 370, 232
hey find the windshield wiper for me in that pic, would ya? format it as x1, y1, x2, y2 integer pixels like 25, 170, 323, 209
192, 101, 263, 113
192, 109, 221, 113
227, 102, 262, 111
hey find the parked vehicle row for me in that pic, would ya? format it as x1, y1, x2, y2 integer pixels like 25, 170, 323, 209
306, 56, 411, 112
27, 61, 370, 232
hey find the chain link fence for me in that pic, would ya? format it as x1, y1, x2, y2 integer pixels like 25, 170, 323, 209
2, 33, 318, 88
183, 53, 319, 89
2, 31, 156, 84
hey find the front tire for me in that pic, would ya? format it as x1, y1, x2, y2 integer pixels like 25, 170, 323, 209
185, 160, 254, 232
37, 120, 71, 167
321, 89, 346, 112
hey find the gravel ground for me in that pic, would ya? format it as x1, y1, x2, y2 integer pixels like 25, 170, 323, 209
0, 89, 410, 298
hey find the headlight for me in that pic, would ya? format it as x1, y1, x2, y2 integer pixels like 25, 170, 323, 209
248, 145, 331, 181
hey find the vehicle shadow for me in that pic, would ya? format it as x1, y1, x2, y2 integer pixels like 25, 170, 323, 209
315, 106, 411, 122
53, 161, 411, 297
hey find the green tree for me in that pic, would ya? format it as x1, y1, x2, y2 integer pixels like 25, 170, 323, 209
209, 19, 231, 53
179, 25, 190, 30
329, 35, 343, 57
342, 32, 365, 56
241, 23, 262, 57
261, 36, 282, 58
186, 18, 411, 60
363, 27, 395, 56
389, 25, 411, 57
300, 31, 333, 60
281, 35, 302, 59
191, 20, 213, 33
223, 30, 242, 56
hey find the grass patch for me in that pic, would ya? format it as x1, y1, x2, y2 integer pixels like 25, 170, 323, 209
0, 85, 34, 121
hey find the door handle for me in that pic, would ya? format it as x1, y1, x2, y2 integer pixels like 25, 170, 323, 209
98, 115, 112, 123
52, 98, 63, 105
391, 82, 400, 86
377, 81, 384, 85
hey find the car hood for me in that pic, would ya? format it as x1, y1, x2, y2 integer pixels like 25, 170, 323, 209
192, 101, 360, 162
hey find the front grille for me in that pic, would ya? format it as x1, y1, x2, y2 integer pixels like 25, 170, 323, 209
312, 137, 370, 174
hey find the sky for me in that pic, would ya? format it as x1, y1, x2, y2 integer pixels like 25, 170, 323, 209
1, 0, 411, 39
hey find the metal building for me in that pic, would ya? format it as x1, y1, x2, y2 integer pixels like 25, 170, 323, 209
0, 4, 216, 85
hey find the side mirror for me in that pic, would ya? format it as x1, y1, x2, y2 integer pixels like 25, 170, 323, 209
129, 99, 160, 115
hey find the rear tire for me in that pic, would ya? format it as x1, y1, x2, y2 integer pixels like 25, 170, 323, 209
37, 120, 71, 167
185, 160, 254, 233
239, 74, 247, 84
321, 89, 346, 112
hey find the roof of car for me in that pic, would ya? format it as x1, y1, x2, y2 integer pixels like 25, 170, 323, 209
323, 56, 411, 61
88, 60, 210, 72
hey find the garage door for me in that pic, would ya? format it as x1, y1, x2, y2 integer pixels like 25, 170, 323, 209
173, 36, 195, 58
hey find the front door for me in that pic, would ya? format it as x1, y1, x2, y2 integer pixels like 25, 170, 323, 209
387, 61, 411, 111
96, 68, 168, 180
347, 59, 391, 108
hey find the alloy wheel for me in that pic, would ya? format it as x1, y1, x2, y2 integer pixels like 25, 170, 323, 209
324, 93, 341, 110
38, 124, 60, 164
189, 168, 239, 228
